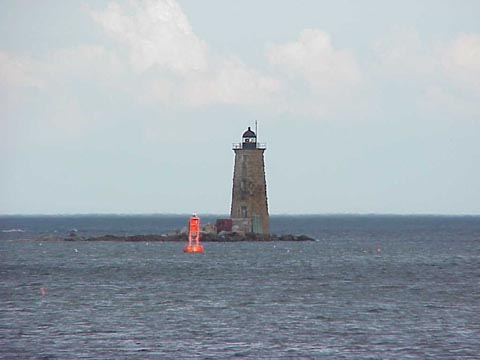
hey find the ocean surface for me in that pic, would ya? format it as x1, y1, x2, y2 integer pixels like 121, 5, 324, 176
1, 214, 479, 359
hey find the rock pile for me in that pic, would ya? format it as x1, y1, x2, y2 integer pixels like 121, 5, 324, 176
66, 232, 315, 242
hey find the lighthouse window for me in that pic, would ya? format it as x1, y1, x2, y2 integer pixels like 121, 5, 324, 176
241, 206, 248, 218
241, 179, 246, 191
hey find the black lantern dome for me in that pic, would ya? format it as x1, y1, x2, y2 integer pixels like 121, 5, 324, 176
242, 127, 257, 149
242, 127, 256, 138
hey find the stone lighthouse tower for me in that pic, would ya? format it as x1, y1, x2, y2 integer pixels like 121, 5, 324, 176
230, 126, 269, 234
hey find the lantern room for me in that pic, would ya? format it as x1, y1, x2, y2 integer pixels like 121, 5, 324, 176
242, 127, 257, 149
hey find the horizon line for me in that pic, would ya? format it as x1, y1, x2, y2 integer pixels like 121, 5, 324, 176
1, 212, 479, 217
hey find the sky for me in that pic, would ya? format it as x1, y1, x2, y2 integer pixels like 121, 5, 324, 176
1, 0, 479, 215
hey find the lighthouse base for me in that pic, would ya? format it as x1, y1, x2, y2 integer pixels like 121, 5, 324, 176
183, 244, 204, 253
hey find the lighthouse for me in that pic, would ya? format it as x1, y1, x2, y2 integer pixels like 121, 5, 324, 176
230, 126, 269, 234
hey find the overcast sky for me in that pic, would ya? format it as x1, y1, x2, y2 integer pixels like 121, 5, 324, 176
1, 0, 479, 215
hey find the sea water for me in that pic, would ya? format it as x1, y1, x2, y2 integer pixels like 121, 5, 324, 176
1, 215, 479, 358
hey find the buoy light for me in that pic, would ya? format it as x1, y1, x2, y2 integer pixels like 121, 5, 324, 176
183, 215, 204, 253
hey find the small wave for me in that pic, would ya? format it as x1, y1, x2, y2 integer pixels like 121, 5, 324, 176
2, 229, 25, 233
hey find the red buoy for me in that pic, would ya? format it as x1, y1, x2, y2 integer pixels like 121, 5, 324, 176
183, 214, 204, 253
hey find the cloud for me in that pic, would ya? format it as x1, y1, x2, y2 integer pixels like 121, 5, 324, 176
419, 34, 480, 118
45, 45, 125, 82
372, 27, 480, 118
88, 2, 365, 115
267, 29, 361, 91
0, 51, 43, 124
373, 28, 480, 92
0, 52, 43, 89
90, 0, 208, 75
90, 0, 279, 108
0, 45, 125, 146
178, 57, 281, 106
441, 33, 480, 94
372, 26, 435, 76
1, 45, 123, 93
266, 29, 363, 116
422, 85, 480, 118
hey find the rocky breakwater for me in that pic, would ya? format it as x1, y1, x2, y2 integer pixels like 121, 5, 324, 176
65, 231, 315, 242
